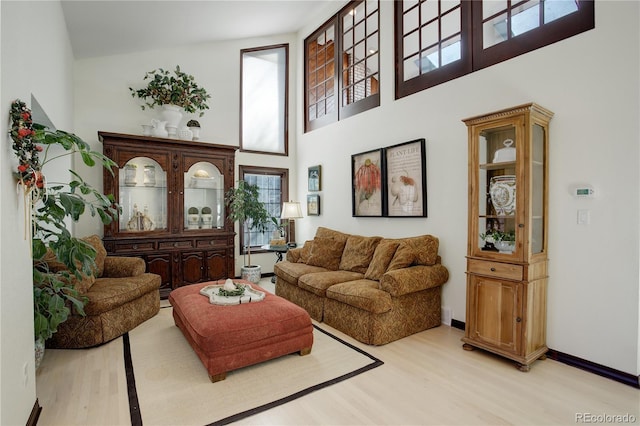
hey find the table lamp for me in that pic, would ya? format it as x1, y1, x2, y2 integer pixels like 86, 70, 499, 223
280, 201, 302, 247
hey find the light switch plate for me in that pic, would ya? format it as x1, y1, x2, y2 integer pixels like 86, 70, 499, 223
577, 209, 590, 225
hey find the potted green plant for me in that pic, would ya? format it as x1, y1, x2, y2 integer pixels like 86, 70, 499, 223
9, 99, 120, 367
225, 180, 271, 283
480, 229, 516, 253
129, 66, 211, 137
129, 66, 211, 115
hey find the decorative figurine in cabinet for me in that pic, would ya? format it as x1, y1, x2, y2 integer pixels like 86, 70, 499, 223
99, 132, 237, 298
461, 104, 553, 371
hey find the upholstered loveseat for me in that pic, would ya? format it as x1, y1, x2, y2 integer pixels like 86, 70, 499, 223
43, 235, 161, 349
274, 227, 449, 345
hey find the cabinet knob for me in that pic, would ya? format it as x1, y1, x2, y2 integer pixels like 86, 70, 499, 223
174, 242, 178, 247
518, 224, 524, 228
490, 267, 496, 272
132, 244, 138, 250
516, 317, 522, 322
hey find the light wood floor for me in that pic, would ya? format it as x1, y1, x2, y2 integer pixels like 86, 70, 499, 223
36, 278, 639, 426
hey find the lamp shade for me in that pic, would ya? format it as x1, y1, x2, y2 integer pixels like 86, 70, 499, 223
281, 201, 303, 219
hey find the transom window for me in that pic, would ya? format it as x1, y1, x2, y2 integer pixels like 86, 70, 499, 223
396, 0, 594, 98
240, 44, 288, 155
238, 166, 289, 253
305, 0, 380, 132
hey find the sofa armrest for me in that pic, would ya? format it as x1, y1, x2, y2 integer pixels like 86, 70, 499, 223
102, 256, 146, 278
380, 264, 449, 297
286, 248, 302, 263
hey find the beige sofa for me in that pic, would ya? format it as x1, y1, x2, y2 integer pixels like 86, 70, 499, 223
274, 227, 449, 345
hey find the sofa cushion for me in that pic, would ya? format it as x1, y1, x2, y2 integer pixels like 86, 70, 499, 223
405, 235, 439, 266
315, 226, 349, 244
274, 261, 328, 285
297, 240, 314, 263
306, 237, 346, 270
386, 242, 416, 272
298, 270, 365, 297
339, 235, 382, 274
42, 247, 96, 294
82, 234, 107, 277
364, 239, 401, 281
84, 273, 161, 315
326, 280, 392, 314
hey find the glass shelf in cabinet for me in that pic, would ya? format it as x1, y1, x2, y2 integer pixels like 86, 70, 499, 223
479, 161, 516, 170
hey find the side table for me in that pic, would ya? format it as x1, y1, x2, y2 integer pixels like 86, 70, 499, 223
261, 244, 291, 283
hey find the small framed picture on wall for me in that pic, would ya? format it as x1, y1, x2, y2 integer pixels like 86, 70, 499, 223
307, 194, 320, 216
308, 165, 321, 191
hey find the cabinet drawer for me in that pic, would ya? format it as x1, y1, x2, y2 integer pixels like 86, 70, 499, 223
468, 259, 523, 281
113, 241, 155, 252
196, 238, 226, 248
159, 240, 194, 250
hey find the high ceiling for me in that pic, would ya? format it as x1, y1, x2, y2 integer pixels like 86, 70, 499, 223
61, 0, 335, 59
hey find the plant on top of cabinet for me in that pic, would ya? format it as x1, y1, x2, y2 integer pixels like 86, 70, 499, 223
129, 66, 211, 116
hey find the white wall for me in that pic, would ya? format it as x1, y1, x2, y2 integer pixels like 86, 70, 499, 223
4, 13, 634, 426
0, 1, 75, 424
294, 1, 639, 375
73, 34, 299, 276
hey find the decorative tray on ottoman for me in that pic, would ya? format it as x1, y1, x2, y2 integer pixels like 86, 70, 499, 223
199, 281, 266, 306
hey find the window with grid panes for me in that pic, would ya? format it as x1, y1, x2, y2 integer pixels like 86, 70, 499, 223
305, 0, 380, 132
395, 0, 594, 99
239, 166, 289, 253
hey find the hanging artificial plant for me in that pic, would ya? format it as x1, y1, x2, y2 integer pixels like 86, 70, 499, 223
9, 99, 121, 343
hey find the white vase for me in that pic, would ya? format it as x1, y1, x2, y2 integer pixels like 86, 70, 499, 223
189, 126, 200, 140
124, 166, 137, 186
489, 175, 516, 216
143, 165, 156, 186
177, 126, 193, 141
160, 104, 183, 137
151, 119, 168, 138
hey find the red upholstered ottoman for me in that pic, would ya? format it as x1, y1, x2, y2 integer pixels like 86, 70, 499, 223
168, 280, 313, 382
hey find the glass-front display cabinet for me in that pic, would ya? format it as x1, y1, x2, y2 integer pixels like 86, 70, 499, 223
461, 104, 553, 371
99, 132, 237, 298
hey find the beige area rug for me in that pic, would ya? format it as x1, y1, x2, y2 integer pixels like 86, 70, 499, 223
125, 307, 383, 426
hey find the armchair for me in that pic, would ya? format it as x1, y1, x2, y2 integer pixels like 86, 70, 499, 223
46, 235, 161, 349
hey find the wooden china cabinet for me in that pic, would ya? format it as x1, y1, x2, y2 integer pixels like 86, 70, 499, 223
461, 104, 553, 371
99, 132, 237, 299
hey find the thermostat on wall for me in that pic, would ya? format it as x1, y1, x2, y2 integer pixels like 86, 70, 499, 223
572, 184, 596, 198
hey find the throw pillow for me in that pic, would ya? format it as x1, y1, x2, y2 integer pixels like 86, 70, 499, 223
297, 240, 314, 263
307, 237, 347, 270
386, 242, 416, 272
405, 235, 439, 266
315, 226, 349, 244
41, 248, 96, 294
364, 240, 401, 280
82, 234, 107, 277
339, 235, 382, 274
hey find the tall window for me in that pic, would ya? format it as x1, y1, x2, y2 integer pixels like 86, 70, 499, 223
240, 44, 288, 155
396, 0, 595, 98
305, 0, 380, 132
239, 166, 289, 253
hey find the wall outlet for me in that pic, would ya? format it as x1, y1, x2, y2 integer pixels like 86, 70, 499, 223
441, 307, 452, 326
